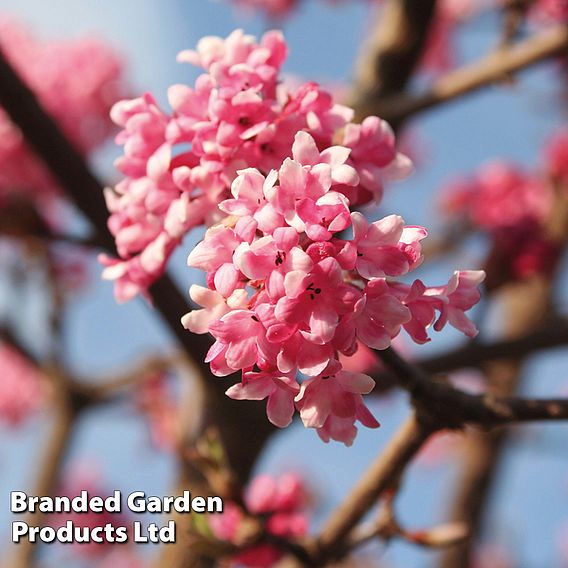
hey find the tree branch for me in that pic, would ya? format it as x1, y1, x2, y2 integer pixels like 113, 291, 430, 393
375, 24, 568, 125
349, 0, 438, 123
8, 370, 79, 568
378, 345, 568, 426
313, 415, 434, 563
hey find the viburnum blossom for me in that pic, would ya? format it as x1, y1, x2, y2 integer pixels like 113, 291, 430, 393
233, 0, 299, 19
441, 160, 551, 231
544, 127, 568, 184
441, 159, 558, 282
104, 30, 483, 444
180, 38, 484, 445
209, 473, 308, 567
135, 372, 180, 451
0, 18, 124, 226
49, 462, 130, 558
0, 343, 45, 427
531, 0, 568, 23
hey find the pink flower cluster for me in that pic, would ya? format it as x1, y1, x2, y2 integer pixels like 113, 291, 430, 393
0, 18, 124, 224
441, 157, 559, 282
233, 0, 299, 19
210, 473, 308, 567
50, 462, 129, 558
102, 30, 411, 301
184, 130, 484, 444
0, 343, 45, 427
531, 0, 568, 23
442, 160, 551, 231
544, 127, 568, 184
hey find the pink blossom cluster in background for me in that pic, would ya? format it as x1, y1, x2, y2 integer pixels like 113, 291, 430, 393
0, 18, 124, 225
234, 0, 300, 19
544, 127, 568, 184
135, 372, 180, 452
49, 462, 130, 558
100, 550, 146, 568
441, 127, 568, 281
531, 0, 568, 23
0, 343, 45, 427
210, 473, 308, 567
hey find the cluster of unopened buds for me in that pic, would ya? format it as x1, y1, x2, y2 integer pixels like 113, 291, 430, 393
104, 29, 484, 445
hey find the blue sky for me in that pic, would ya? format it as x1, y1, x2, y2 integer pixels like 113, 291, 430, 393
0, 1, 567, 566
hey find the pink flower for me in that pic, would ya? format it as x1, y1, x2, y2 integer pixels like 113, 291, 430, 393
351, 212, 427, 279
342, 116, 412, 202
316, 396, 380, 446
339, 343, 382, 374
182, 285, 248, 334
544, 127, 568, 183
49, 462, 129, 558
531, 0, 568, 23
246, 473, 307, 513
348, 278, 412, 350
226, 369, 300, 427
0, 18, 124, 228
207, 310, 278, 376
0, 344, 45, 427
275, 257, 360, 345
295, 361, 379, 444
441, 161, 551, 231
431, 270, 485, 338
104, 30, 484, 444
391, 271, 484, 343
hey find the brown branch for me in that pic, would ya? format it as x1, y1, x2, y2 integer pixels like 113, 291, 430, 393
417, 316, 568, 374
379, 345, 568, 426
76, 351, 188, 403
349, 0, 438, 123
312, 415, 435, 564
371, 316, 568, 394
8, 370, 80, 568
374, 24, 568, 126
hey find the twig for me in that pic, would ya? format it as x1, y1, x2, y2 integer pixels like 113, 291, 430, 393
313, 415, 434, 563
378, 345, 568, 426
8, 370, 80, 568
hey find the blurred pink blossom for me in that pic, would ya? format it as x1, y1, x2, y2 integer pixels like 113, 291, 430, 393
0, 343, 45, 427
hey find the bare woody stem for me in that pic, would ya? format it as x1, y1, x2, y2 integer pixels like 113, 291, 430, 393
8, 372, 81, 568
313, 415, 435, 563
372, 24, 568, 126
349, 0, 437, 123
